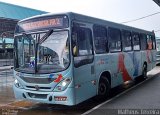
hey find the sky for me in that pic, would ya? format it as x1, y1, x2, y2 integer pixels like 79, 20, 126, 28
0, 0, 160, 37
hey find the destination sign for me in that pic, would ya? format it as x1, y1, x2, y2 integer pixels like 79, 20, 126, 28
16, 15, 68, 33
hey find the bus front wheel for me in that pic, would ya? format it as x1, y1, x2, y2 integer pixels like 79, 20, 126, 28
98, 77, 110, 100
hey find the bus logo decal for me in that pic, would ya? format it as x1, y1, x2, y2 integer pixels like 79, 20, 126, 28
49, 74, 54, 79
35, 85, 40, 91
54, 74, 63, 83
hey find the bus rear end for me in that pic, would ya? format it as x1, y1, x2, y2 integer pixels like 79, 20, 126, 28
13, 14, 76, 105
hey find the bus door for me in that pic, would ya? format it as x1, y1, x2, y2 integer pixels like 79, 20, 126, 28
72, 24, 96, 104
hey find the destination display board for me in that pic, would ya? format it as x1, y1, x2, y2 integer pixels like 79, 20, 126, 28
15, 15, 69, 33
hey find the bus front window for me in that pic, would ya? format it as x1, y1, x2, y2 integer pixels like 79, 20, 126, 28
15, 35, 35, 73
15, 30, 70, 73
37, 31, 69, 73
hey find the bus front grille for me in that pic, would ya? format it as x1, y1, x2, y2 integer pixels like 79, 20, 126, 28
26, 86, 51, 90
28, 92, 47, 99
20, 77, 56, 84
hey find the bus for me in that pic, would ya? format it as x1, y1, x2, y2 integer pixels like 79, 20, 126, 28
13, 12, 157, 105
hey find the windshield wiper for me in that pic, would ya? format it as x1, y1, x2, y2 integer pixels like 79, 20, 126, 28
39, 29, 53, 44
21, 30, 54, 73
35, 29, 53, 73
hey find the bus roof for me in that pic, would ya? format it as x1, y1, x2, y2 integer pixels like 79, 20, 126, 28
18, 12, 155, 35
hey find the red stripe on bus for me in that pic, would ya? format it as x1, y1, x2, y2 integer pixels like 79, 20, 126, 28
54, 74, 63, 83
118, 53, 132, 82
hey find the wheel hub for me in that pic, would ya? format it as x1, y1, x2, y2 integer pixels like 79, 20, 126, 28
99, 83, 106, 95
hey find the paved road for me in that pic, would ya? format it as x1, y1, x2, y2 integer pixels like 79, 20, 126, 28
85, 67, 160, 115
0, 67, 160, 115
0, 69, 14, 86
0, 69, 15, 107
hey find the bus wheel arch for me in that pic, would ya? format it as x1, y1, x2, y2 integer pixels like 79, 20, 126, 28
97, 71, 111, 99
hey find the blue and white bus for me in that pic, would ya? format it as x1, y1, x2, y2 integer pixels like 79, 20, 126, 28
13, 12, 156, 105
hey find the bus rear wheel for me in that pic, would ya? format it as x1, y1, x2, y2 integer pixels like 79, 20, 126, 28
142, 64, 147, 79
98, 77, 110, 100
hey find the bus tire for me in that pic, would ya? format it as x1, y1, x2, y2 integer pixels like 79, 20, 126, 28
142, 64, 147, 79
98, 76, 110, 100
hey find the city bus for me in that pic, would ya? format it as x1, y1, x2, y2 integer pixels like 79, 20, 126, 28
13, 12, 156, 105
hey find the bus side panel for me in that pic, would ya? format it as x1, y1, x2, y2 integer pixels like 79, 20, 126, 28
146, 50, 153, 71
116, 52, 134, 84
123, 52, 134, 79
152, 49, 157, 68
74, 63, 96, 105
95, 53, 128, 89
95, 54, 120, 88
133, 51, 142, 78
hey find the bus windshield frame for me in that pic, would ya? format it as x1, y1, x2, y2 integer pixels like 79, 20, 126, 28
14, 29, 70, 74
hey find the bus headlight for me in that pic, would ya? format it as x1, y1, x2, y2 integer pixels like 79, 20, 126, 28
14, 79, 23, 89
54, 78, 71, 92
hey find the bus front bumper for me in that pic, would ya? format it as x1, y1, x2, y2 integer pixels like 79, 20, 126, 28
13, 85, 75, 106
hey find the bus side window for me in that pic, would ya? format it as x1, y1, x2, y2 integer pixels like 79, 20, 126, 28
132, 32, 140, 51
72, 26, 93, 67
72, 27, 92, 56
122, 30, 132, 51
147, 35, 153, 50
108, 27, 121, 52
93, 25, 108, 53
140, 33, 147, 50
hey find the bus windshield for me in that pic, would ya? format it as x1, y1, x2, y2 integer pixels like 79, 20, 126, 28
14, 30, 70, 73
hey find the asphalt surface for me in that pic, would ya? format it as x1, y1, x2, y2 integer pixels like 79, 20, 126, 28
85, 67, 160, 115
0, 67, 160, 115
0, 69, 14, 86
0, 69, 15, 106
